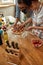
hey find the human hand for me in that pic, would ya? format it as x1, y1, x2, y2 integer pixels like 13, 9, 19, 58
25, 26, 33, 31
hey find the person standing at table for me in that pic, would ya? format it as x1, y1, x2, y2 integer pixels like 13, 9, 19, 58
14, 3, 33, 26
17, 0, 43, 47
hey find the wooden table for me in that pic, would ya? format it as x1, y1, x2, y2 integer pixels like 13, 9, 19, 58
0, 31, 43, 65
18, 33, 43, 65
0, 46, 20, 65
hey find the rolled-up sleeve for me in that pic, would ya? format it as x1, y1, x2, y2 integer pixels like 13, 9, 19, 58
16, 5, 20, 18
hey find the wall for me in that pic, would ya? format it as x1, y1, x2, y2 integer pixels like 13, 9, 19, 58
38, 0, 43, 2
0, 5, 15, 17
0, 0, 16, 17
0, 0, 14, 3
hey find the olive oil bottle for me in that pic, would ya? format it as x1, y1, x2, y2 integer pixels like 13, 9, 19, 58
3, 29, 8, 42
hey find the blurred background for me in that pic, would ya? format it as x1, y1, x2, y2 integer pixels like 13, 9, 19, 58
0, 0, 43, 17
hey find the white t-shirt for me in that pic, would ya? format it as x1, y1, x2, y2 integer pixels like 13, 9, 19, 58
32, 5, 43, 39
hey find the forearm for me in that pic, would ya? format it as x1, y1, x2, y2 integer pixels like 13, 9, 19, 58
33, 26, 43, 30
14, 18, 19, 25
16, 18, 20, 23
22, 18, 32, 26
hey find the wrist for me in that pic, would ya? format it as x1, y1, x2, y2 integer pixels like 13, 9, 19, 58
32, 26, 37, 29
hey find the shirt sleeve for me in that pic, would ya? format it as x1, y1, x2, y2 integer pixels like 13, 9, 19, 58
15, 5, 20, 18
29, 10, 33, 17
38, 7, 43, 26
31, 6, 43, 26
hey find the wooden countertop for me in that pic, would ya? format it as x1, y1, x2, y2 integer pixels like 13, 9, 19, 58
19, 33, 43, 65
0, 31, 43, 65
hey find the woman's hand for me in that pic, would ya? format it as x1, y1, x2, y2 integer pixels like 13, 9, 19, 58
17, 24, 25, 30
28, 26, 33, 30
25, 26, 33, 31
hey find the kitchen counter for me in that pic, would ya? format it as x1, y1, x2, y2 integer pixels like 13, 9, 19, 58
0, 4, 15, 8
0, 28, 43, 65
18, 33, 43, 65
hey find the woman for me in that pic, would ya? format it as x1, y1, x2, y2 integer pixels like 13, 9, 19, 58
18, 0, 43, 47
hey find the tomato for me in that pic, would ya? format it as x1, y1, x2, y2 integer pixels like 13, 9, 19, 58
32, 39, 42, 44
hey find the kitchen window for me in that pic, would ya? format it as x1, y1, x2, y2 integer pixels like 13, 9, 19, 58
2, 0, 14, 3
0, 0, 18, 4
0, 0, 14, 4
